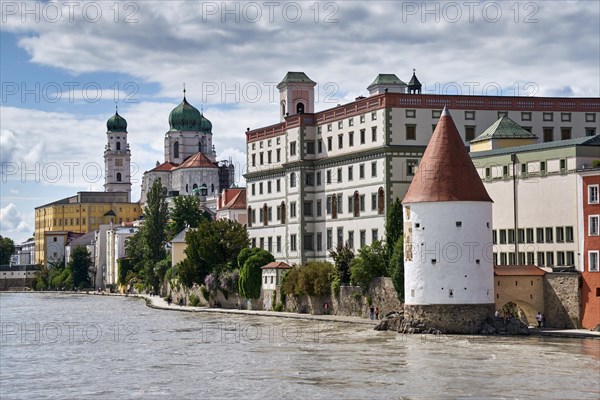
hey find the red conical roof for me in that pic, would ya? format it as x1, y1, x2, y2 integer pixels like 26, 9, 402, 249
403, 107, 492, 204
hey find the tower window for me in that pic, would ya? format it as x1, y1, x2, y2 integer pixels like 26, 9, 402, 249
116, 142, 121, 150
116, 173, 122, 182
296, 102, 305, 114
174, 141, 179, 158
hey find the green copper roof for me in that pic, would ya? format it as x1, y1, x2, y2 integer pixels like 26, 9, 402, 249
277, 72, 316, 89
168, 97, 211, 132
107, 111, 127, 133
471, 134, 600, 158
470, 116, 538, 143
368, 74, 406, 88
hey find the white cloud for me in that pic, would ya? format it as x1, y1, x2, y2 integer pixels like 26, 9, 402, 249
0, 203, 30, 235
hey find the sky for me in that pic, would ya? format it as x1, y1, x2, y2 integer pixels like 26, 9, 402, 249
1, 0, 599, 244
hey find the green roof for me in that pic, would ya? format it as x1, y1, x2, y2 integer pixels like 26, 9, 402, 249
470, 116, 538, 143
471, 134, 600, 158
277, 72, 316, 89
367, 74, 406, 88
107, 111, 127, 133
408, 71, 421, 87
168, 96, 211, 132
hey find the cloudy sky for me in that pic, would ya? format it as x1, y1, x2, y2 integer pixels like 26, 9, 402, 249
1, 0, 599, 243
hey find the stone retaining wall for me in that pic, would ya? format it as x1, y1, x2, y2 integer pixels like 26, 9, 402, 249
404, 303, 495, 334
544, 273, 580, 328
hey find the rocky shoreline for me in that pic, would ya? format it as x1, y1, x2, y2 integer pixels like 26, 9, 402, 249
374, 309, 530, 335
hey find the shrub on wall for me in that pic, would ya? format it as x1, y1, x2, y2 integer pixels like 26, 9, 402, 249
189, 293, 201, 306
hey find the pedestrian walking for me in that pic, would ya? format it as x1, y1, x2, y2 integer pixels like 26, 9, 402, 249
536, 312, 542, 329
369, 306, 375, 320
375, 307, 380, 320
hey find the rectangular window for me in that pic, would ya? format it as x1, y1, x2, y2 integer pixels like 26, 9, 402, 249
326, 196, 332, 214
371, 126, 377, 142
518, 229, 525, 243
290, 202, 297, 218
526, 228, 534, 243
521, 112, 532, 121
406, 109, 416, 118
267, 181, 272, 194
492, 230, 497, 244
360, 129, 365, 144
557, 251, 565, 266
276, 149, 281, 162
508, 229, 515, 244
337, 168, 342, 183
338, 121, 343, 129
304, 201, 313, 217
543, 128, 553, 142
360, 114, 365, 123
276, 179, 281, 192
259, 182, 263, 195
465, 126, 476, 141
371, 162, 377, 177
589, 251, 599, 272
561, 128, 571, 140
406, 125, 416, 140
536, 228, 544, 243
348, 166, 353, 181
259, 237, 264, 249
327, 123, 332, 132
348, 231, 354, 249
543, 112, 553, 122
589, 185, 599, 204
303, 234, 314, 251
527, 252, 534, 265
276, 206, 281, 221
305, 172, 314, 186
251, 238, 256, 248
406, 159, 418, 176
326, 229, 333, 250
371, 193, 377, 210
371, 111, 377, 121
500, 253, 507, 265
337, 227, 344, 248
327, 137, 332, 151
337, 193, 343, 214
349, 131, 354, 147
587, 127, 598, 136
252, 154, 256, 167
360, 195, 365, 212
338, 134, 343, 149
360, 230, 366, 248
432, 110, 441, 119
316, 233, 322, 251
268, 207, 272, 221
546, 252, 554, 266
561, 112, 571, 122
556, 227, 564, 243
508, 253, 515, 265
316, 200, 322, 217
276, 237, 281, 252
348, 196, 354, 214
359, 164, 365, 179
537, 252, 545, 267
465, 110, 475, 120
566, 251, 574, 266
493, 253, 498, 265
585, 113, 597, 123
317, 140, 322, 154
589, 216, 599, 236
306, 141, 315, 155
290, 141, 297, 156
268, 237, 273, 253
372, 229, 378, 242
326, 170, 332, 184
566, 226, 574, 242
290, 234, 297, 252
267, 151, 272, 163
316, 172, 321, 186
500, 230, 507, 244
545, 227, 554, 242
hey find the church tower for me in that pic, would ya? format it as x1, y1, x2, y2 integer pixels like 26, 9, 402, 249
104, 109, 132, 201
402, 107, 495, 334
277, 72, 316, 122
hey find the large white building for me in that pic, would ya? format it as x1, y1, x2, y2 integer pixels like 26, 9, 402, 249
244, 71, 599, 265
140, 91, 235, 206
402, 107, 495, 334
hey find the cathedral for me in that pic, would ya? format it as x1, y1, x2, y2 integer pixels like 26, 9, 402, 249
139, 91, 235, 205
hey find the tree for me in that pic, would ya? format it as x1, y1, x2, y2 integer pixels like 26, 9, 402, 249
349, 241, 388, 289
388, 236, 405, 301
68, 246, 92, 288
0, 235, 15, 265
238, 248, 274, 299
142, 178, 169, 291
182, 219, 249, 287
385, 197, 403, 262
167, 195, 211, 239
329, 244, 354, 285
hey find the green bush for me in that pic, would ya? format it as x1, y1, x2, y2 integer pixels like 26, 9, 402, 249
284, 262, 335, 297
331, 275, 341, 297
352, 292, 362, 302
350, 241, 387, 289
200, 285, 210, 301
273, 302, 284, 312
189, 293, 201, 306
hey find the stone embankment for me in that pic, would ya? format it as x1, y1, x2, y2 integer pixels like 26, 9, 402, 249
375, 309, 530, 335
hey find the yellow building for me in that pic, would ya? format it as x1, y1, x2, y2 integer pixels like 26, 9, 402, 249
34, 191, 140, 265
494, 265, 545, 325
170, 228, 189, 268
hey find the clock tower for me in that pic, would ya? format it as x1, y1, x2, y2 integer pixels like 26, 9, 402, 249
104, 108, 132, 201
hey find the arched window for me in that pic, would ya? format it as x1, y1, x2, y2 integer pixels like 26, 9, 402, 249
290, 172, 296, 188
247, 206, 252, 227
378, 187, 385, 215
211, 184, 214, 193
332, 194, 338, 219
116, 172, 122, 182
174, 141, 179, 158
281, 100, 286, 116
186, 184, 189, 193
353, 191, 360, 217
296, 102, 305, 114
281, 201, 286, 224
193, 183, 198, 190
263, 204, 268, 226
116, 142, 121, 151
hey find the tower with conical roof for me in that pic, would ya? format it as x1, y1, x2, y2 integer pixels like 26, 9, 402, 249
408, 69, 422, 94
164, 87, 216, 163
402, 107, 495, 334
104, 108, 132, 201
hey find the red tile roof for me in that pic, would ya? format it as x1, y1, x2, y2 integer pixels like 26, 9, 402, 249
150, 161, 178, 172
494, 265, 546, 276
403, 107, 493, 203
220, 188, 247, 210
175, 152, 216, 169
261, 261, 292, 270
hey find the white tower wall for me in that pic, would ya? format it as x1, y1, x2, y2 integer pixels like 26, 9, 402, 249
404, 201, 494, 305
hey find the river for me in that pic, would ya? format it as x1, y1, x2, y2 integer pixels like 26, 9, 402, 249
0, 293, 598, 399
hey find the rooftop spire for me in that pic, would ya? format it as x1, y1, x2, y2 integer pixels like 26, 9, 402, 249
403, 108, 492, 204
183, 83, 186, 99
